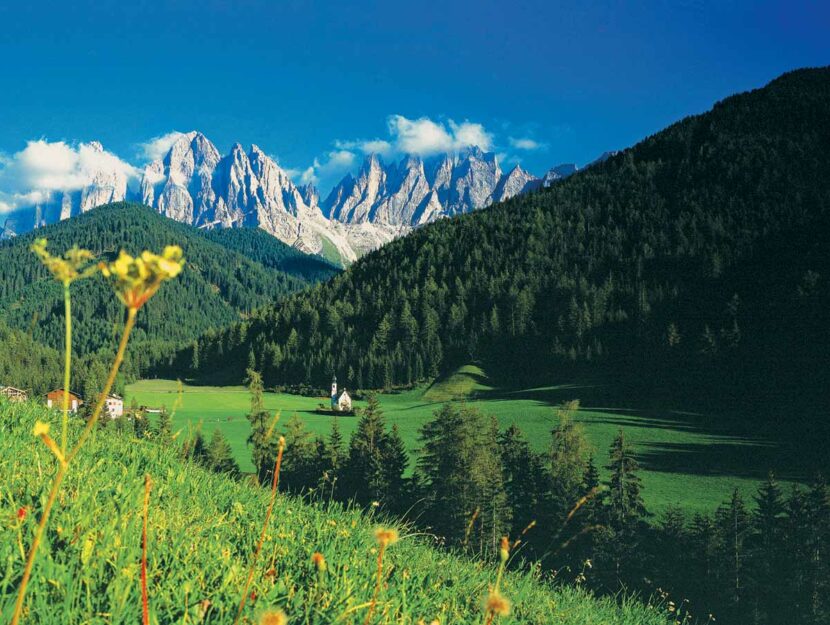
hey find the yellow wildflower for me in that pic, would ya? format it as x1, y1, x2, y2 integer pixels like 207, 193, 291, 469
33, 421, 50, 437
374, 527, 399, 546
311, 552, 327, 572
258, 609, 288, 625
99, 245, 184, 309
485, 591, 511, 616
31, 238, 97, 285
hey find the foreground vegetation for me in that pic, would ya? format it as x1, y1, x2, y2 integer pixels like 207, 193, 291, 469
0, 401, 669, 624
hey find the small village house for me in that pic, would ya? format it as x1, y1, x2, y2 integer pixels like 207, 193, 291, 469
0, 386, 28, 403
45, 389, 83, 413
105, 394, 124, 418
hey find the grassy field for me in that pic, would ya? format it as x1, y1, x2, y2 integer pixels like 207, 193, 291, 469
0, 401, 670, 624
126, 366, 806, 516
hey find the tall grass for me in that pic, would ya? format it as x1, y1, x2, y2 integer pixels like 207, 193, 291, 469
0, 401, 672, 624
1, 239, 671, 624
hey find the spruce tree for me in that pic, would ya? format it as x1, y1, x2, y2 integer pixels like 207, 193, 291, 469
548, 400, 590, 522
382, 423, 409, 515
280, 414, 319, 492
156, 405, 173, 443
417, 404, 509, 554
342, 394, 387, 505
598, 429, 648, 586
245, 369, 278, 485
714, 489, 751, 621
752, 472, 786, 624
207, 429, 239, 477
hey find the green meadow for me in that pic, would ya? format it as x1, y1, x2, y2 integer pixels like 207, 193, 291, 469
127, 365, 803, 515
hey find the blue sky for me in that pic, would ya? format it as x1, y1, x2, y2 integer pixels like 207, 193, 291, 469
0, 0, 827, 201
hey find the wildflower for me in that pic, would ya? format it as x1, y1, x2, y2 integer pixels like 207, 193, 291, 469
259, 609, 288, 625
499, 536, 509, 564
33, 421, 50, 437
311, 552, 327, 573
374, 527, 399, 546
485, 591, 511, 617
31, 238, 97, 285
99, 245, 184, 310
16, 507, 27, 522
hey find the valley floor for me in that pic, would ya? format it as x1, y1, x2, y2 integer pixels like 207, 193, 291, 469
126, 369, 806, 515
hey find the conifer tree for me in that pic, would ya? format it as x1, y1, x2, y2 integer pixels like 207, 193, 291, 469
245, 369, 278, 485
280, 414, 319, 492
156, 405, 173, 443
548, 400, 590, 522
752, 472, 786, 624
597, 429, 648, 585
342, 394, 388, 505
714, 489, 751, 621
499, 424, 545, 541
417, 404, 509, 554
382, 423, 409, 515
207, 429, 239, 477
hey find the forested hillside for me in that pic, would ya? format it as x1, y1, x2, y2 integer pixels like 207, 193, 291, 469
203, 227, 339, 282
170, 68, 830, 418
0, 203, 337, 384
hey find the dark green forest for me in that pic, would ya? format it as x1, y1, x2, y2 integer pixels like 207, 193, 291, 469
202, 227, 339, 282
169, 68, 830, 422
0, 203, 338, 388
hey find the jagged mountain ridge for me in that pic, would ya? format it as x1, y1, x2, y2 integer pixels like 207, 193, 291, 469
2, 131, 594, 259
322, 147, 539, 227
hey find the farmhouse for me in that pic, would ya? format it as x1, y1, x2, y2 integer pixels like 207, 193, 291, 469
0, 386, 28, 402
45, 389, 83, 413
330, 375, 353, 412
105, 394, 124, 418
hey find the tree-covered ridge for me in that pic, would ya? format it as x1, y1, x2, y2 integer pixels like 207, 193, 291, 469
0, 320, 62, 395
171, 68, 830, 414
0, 203, 333, 378
202, 227, 340, 283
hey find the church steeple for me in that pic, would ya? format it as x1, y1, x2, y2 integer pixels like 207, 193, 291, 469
331, 374, 338, 409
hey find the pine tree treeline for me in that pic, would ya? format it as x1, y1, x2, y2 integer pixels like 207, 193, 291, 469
170, 68, 830, 419
237, 376, 830, 624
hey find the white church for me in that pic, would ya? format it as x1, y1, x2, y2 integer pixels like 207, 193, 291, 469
330, 375, 352, 412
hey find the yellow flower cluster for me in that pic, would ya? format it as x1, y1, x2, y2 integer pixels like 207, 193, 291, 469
485, 591, 511, 616
374, 527, 399, 547
30, 238, 97, 285
99, 246, 184, 310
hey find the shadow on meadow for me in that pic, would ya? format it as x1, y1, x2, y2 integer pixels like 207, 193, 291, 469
477, 379, 821, 484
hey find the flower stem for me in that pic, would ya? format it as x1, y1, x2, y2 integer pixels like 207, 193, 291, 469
142, 474, 152, 625
11, 307, 138, 625
67, 307, 136, 464
233, 437, 285, 625
364, 543, 387, 625
61, 283, 71, 454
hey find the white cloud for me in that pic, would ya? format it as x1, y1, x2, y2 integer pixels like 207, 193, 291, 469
387, 115, 453, 155
137, 131, 184, 162
0, 139, 138, 212
335, 139, 393, 156
299, 166, 317, 185
509, 136, 545, 151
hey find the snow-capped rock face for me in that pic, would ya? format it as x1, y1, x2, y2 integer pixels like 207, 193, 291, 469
494, 165, 539, 201
137, 134, 358, 263
542, 163, 579, 187
142, 131, 220, 225
324, 147, 538, 230
4, 129, 594, 262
